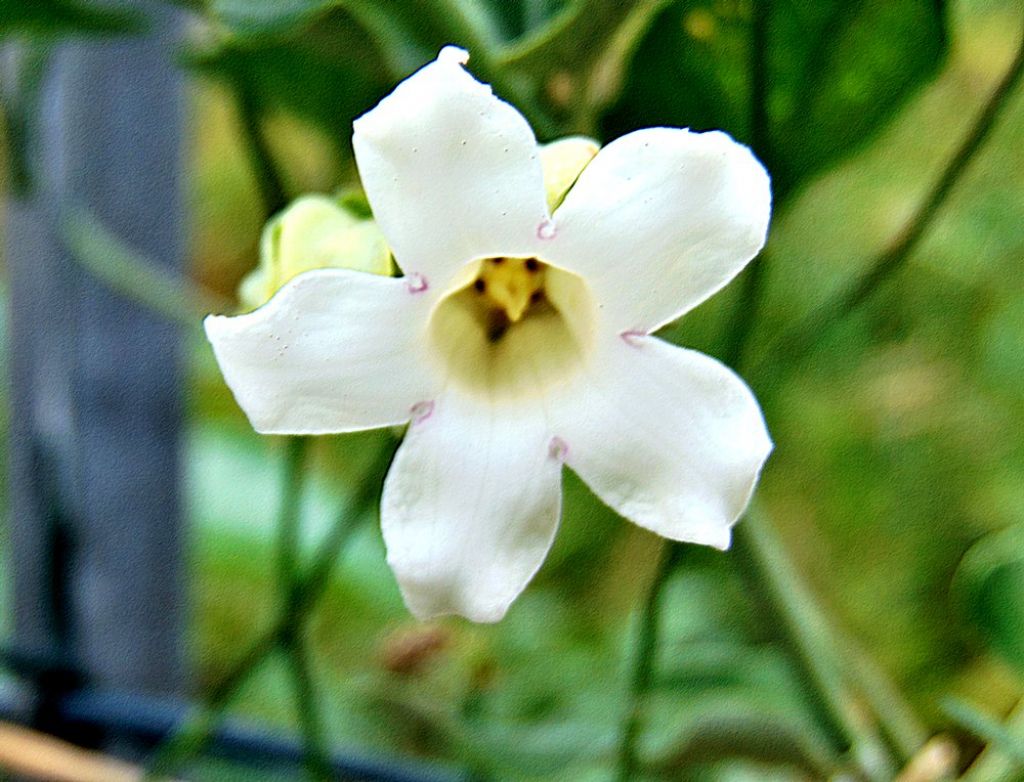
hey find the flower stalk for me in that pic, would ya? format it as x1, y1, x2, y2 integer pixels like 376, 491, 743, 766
144, 437, 395, 778
613, 543, 685, 782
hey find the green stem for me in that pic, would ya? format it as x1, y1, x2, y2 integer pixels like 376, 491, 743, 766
756, 22, 1024, 382
277, 437, 310, 597
720, 0, 772, 371
614, 544, 685, 781
286, 634, 334, 780
959, 697, 1024, 782
231, 65, 289, 218
274, 437, 334, 780
60, 206, 231, 327
144, 438, 394, 778
3, 43, 51, 198
298, 437, 397, 606
143, 631, 279, 779
734, 510, 893, 780
844, 634, 928, 762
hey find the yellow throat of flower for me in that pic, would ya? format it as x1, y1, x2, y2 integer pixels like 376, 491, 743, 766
474, 257, 546, 331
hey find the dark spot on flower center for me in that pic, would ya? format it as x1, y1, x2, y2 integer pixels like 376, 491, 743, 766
487, 310, 510, 342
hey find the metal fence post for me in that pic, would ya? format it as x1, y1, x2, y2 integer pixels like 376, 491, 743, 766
3, 1, 186, 723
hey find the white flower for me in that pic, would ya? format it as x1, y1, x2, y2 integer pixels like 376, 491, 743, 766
205, 47, 773, 623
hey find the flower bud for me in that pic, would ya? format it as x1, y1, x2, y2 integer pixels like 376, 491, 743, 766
239, 193, 393, 310
539, 136, 600, 210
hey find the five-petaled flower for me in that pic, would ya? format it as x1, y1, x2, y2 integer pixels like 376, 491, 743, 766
206, 47, 773, 622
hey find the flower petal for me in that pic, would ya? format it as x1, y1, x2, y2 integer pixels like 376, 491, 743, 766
550, 337, 771, 549
205, 269, 437, 434
353, 47, 549, 286
381, 393, 562, 622
543, 128, 771, 334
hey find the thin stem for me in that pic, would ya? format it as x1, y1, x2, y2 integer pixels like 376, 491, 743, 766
3, 43, 52, 198
945, 698, 1024, 764
277, 437, 310, 597
614, 543, 684, 782
298, 437, 397, 606
844, 634, 928, 762
144, 439, 394, 778
143, 632, 278, 779
231, 65, 289, 218
59, 205, 231, 327
734, 510, 893, 781
720, 0, 771, 371
274, 437, 333, 780
960, 697, 1024, 782
722, 250, 769, 370
286, 634, 334, 780
614, 6, 774, 775
756, 22, 1024, 381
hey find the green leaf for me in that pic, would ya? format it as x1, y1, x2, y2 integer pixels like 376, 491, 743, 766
185, 11, 391, 160
496, 0, 671, 133
208, 0, 494, 76
0, 0, 143, 38
198, 0, 519, 158
208, 0, 337, 36
603, 0, 948, 198
954, 525, 1024, 674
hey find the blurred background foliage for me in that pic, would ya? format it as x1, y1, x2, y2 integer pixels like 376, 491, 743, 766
2, 0, 1024, 780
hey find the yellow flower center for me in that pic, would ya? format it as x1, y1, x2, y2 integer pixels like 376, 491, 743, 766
428, 257, 595, 400
474, 257, 546, 339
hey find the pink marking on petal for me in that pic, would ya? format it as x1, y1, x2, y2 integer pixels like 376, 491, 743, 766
405, 273, 429, 294
410, 400, 434, 425
548, 436, 569, 462
620, 330, 648, 347
536, 218, 557, 241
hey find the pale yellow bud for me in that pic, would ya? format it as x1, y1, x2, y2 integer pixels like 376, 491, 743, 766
238, 193, 393, 310
539, 136, 600, 211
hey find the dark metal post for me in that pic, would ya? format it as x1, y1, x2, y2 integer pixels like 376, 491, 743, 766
3, 1, 186, 726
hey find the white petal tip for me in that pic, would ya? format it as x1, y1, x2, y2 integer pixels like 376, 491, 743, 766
438, 46, 469, 66
203, 312, 227, 336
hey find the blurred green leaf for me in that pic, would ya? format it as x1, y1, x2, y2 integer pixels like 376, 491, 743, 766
496, 0, 671, 133
208, 0, 337, 35
197, 0, 516, 161
208, 0, 494, 76
0, 0, 143, 38
955, 525, 1024, 674
186, 11, 390, 160
604, 0, 948, 197
481, 0, 569, 41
